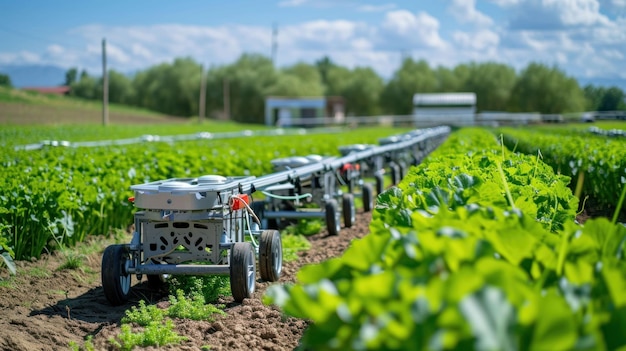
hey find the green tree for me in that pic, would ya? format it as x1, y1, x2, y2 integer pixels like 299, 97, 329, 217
64, 68, 78, 86
323, 64, 351, 97
132, 57, 202, 117
509, 63, 586, 113
107, 70, 134, 105
380, 58, 437, 115
583, 84, 604, 110
0, 73, 12, 87
315, 56, 336, 86
462, 62, 516, 112
267, 62, 324, 97
338, 67, 384, 116
209, 54, 278, 123
315, 59, 384, 116
283, 62, 324, 92
232, 54, 278, 123
598, 86, 626, 111
435, 66, 462, 92
70, 72, 98, 100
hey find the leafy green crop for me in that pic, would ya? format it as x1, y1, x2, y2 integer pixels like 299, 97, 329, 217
1, 126, 410, 261
498, 127, 626, 211
0, 224, 16, 275
265, 128, 626, 351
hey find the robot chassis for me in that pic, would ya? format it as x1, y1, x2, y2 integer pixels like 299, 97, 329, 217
101, 126, 451, 305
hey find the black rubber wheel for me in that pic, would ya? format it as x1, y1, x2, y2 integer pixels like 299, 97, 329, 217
101, 244, 132, 306
362, 183, 374, 212
342, 193, 356, 228
398, 161, 407, 180
259, 230, 282, 282
230, 242, 256, 302
412, 155, 421, 167
375, 172, 384, 195
390, 163, 401, 185
325, 199, 341, 236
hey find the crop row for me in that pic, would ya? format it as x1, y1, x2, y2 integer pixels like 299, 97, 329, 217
0, 121, 266, 147
265, 128, 626, 350
0, 127, 408, 261
498, 127, 626, 210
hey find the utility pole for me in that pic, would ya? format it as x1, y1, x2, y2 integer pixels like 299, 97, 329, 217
223, 78, 230, 120
102, 38, 109, 126
199, 65, 206, 123
271, 22, 278, 66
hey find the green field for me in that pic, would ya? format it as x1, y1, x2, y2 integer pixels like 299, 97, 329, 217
0, 86, 191, 126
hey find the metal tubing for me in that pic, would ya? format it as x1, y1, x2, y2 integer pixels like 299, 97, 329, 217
131, 264, 231, 276
248, 126, 450, 193
264, 210, 326, 219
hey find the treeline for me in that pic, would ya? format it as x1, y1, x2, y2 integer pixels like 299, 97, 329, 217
64, 54, 626, 124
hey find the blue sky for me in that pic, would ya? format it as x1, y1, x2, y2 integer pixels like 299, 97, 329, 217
1, 0, 625, 86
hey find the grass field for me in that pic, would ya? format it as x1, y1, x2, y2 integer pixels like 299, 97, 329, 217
0, 86, 272, 146
0, 86, 190, 126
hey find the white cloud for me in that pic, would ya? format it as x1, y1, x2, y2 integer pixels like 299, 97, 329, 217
453, 29, 500, 51
350, 38, 373, 50
591, 17, 626, 44
508, 0, 611, 29
0, 52, 41, 65
47, 45, 64, 56
602, 49, 624, 59
381, 10, 447, 49
278, 0, 308, 7
488, 0, 520, 5
280, 20, 365, 52
449, 0, 494, 26
542, 0, 610, 26
599, 0, 626, 16
131, 44, 152, 60
1, 2, 624, 86
106, 43, 132, 64
358, 4, 397, 12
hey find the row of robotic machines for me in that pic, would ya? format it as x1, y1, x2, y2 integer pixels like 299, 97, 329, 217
101, 126, 451, 305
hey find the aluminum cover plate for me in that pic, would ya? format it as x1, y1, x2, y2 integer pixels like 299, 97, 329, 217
131, 175, 255, 210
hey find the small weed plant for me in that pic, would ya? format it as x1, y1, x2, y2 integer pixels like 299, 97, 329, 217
109, 289, 225, 350
281, 233, 311, 262
284, 219, 322, 236
168, 275, 230, 303
110, 320, 186, 351
57, 251, 85, 271
167, 289, 226, 321
68, 335, 95, 351
121, 300, 166, 326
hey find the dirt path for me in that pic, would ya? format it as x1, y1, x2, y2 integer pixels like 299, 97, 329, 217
0, 211, 372, 351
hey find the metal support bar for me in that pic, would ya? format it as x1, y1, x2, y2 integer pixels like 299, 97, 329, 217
247, 126, 450, 193
131, 264, 231, 276
264, 210, 326, 219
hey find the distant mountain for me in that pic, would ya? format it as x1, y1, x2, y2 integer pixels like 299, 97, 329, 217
0, 65, 67, 88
